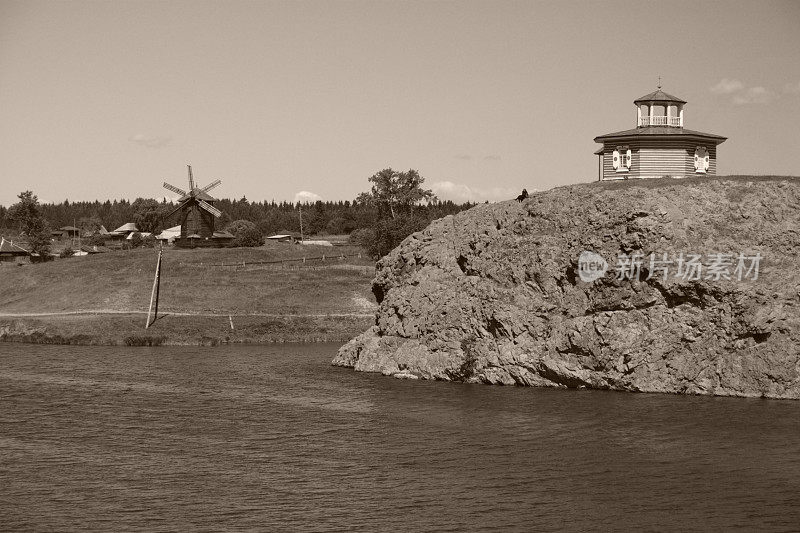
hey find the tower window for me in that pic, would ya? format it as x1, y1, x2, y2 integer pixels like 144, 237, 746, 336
694, 146, 709, 173
613, 146, 632, 172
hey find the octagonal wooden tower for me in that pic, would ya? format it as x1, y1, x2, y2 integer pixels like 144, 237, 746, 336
594, 87, 727, 180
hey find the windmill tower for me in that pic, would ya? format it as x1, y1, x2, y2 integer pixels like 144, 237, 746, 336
163, 165, 224, 247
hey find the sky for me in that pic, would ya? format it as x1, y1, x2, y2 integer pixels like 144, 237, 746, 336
1, 0, 799, 207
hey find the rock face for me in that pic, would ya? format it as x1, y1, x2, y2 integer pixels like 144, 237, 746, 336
333, 177, 800, 398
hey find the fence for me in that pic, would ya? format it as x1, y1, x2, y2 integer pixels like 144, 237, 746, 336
178, 253, 375, 273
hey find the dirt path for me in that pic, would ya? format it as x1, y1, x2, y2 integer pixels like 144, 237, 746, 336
0, 310, 374, 318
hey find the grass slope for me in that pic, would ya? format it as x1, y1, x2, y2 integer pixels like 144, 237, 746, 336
0, 242, 377, 344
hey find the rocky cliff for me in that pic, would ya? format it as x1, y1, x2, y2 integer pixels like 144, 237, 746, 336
334, 176, 800, 398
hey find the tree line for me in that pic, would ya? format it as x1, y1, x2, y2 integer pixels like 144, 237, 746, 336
1, 168, 479, 258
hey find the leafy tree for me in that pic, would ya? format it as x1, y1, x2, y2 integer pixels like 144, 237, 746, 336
348, 227, 375, 247
361, 216, 429, 259
87, 233, 106, 247
356, 168, 436, 219
226, 219, 264, 247
131, 198, 166, 234
77, 215, 103, 235
325, 216, 349, 235
7, 191, 51, 257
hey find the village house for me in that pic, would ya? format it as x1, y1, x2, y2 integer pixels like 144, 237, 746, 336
594, 87, 727, 180
0, 237, 30, 264
107, 222, 139, 241
50, 226, 81, 240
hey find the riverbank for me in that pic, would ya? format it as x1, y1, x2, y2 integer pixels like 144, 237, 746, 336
0, 312, 373, 345
0, 243, 376, 345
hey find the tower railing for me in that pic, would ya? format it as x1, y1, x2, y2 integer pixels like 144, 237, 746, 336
639, 116, 682, 127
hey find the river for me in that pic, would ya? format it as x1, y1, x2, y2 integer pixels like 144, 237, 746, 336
1, 343, 798, 531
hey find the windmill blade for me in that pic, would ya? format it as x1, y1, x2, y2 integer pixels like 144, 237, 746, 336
197, 199, 222, 218
166, 199, 191, 219
187, 165, 194, 192
200, 179, 222, 193
163, 182, 187, 196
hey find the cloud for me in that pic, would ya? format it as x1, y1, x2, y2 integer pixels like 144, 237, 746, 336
710, 79, 776, 105
710, 78, 744, 94
129, 133, 171, 148
783, 81, 800, 94
430, 181, 524, 203
294, 190, 322, 203
732, 86, 774, 105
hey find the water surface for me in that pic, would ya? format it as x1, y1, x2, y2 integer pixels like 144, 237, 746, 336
1, 344, 798, 531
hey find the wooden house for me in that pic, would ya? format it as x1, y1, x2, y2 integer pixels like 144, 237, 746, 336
108, 223, 139, 240
594, 87, 726, 180
0, 237, 30, 264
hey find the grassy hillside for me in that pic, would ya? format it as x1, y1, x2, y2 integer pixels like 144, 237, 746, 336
0, 242, 377, 344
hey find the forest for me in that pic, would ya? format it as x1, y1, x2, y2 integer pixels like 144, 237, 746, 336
0, 169, 479, 258
0, 196, 473, 236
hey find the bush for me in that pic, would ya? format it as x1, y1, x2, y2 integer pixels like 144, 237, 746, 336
59, 247, 76, 258
226, 219, 264, 247
362, 216, 429, 259
348, 227, 375, 247
129, 232, 143, 248
325, 217, 350, 235
123, 335, 166, 346
87, 234, 106, 246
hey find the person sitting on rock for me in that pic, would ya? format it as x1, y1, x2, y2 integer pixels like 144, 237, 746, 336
516, 189, 529, 202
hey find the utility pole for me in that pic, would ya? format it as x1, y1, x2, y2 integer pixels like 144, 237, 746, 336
299, 203, 304, 242
145, 243, 163, 329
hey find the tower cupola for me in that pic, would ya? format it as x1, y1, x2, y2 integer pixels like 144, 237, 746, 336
634, 86, 687, 128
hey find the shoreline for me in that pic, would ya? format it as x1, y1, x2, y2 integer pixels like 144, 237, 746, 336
0, 312, 373, 346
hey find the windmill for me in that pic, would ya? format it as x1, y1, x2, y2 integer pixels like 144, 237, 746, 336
163, 165, 224, 246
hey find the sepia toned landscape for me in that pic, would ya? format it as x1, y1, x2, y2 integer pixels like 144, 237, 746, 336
2, 0, 800, 531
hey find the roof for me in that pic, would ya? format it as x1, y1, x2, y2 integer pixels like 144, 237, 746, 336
99, 225, 110, 235
0, 237, 30, 255
126, 232, 152, 240
59, 226, 80, 232
79, 244, 112, 254
267, 234, 292, 239
594, 126, 727, 144
634, 88, 687, 105
112, 222, 139, 233
212, 230, 235, 239
155, 225, 181, 239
